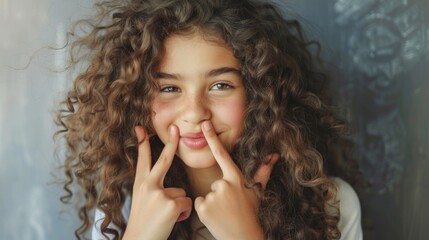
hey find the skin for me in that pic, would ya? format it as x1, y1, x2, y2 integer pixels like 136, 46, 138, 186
123, 33, 279, 240
151, 33, 246, 173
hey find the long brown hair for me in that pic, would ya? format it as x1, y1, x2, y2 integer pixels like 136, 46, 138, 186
55, 0, 361, 239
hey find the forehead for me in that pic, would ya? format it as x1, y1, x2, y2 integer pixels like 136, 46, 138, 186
159, 33, 240, 72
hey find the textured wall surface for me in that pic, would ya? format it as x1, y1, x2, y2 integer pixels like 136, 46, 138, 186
0, 0, 88, 239
1, 0, 428, 239
287, 0, 429, 239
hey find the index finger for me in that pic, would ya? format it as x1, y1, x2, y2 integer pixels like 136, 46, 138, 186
149, 125, 180, 186
201, 120, 241, 181
134, 126, 152, 184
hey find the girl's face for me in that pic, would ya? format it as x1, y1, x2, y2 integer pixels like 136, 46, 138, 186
150, 33, 246, 169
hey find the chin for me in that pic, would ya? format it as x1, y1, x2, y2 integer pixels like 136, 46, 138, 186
177, 149, 218, 169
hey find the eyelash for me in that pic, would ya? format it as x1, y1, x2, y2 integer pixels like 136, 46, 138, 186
159, 82, 233, 92
160, 86, 180, 92
210, 82, 233, 90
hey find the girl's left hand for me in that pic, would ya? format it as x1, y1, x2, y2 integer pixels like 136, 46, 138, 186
194, 120, 279, 240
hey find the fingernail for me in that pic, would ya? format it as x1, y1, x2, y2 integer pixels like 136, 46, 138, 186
202, 121, 212, 131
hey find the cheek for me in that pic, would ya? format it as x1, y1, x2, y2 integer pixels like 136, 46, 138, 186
217, 98, 246, 131
151, 101, 176, 136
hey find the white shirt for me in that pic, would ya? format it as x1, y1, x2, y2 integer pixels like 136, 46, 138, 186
332, 177, 363, 240
92, 177, 362, 240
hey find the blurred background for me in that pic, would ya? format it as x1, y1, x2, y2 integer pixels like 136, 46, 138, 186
0, 0, 428, 239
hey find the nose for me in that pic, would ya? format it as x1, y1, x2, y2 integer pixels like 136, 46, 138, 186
180, 93, 211, 125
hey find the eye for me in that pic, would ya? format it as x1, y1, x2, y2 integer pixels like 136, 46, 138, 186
160, 86, 180, 92
210, 82, 233, 90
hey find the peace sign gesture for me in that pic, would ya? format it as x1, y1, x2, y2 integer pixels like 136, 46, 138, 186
194, 120, 279, 240
123, 125, 192, 240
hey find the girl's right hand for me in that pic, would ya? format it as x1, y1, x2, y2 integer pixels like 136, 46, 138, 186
123, 125, 192, 240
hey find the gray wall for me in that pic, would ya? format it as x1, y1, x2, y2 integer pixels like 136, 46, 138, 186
285, 1, 429, 239
0, 0, 88, 239
1, 0, 428, 239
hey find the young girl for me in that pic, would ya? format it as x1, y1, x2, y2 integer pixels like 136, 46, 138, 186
56, 0, 363, 239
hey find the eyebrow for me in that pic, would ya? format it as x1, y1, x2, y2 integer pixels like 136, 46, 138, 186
207, 67, 241, 78
155, 67, 241, 80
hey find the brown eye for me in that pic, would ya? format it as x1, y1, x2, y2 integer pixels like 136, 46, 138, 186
210, 82, 233, 90
160, 86, 180, 92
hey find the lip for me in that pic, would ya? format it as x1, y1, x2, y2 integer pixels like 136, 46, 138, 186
181, 132, 205, 138
180, 133, 208, 149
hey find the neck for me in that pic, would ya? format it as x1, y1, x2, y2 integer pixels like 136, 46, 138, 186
185, 164, 223, 197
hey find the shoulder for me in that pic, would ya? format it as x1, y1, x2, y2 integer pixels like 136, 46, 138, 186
331, 177, 363, 240
92, 196, 131, 240
92, 208, 116, 240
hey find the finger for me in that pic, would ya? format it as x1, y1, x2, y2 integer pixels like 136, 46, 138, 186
164, 188, 187, 198
210, 181, 219, 192
210, 179, 227, 192
173, 197, 193, 221
194, 196, 212, 223
253, 153, 280, 189
134, 126, 152, 184
149, 125, 180, 186
194, 196, 205, 213
177, 208, 192, 222
201, 120, 240, 181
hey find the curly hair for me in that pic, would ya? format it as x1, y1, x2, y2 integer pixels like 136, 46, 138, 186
55, 0, 361, 239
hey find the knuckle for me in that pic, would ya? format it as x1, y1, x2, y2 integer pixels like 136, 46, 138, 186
205, 192, 214, 201
157, 189, 168, 199
196, 202, 209, 216
213, 147, 225, 158
166, 199, 179, 211
216, 180, 228, 191
216, 181, 231, 194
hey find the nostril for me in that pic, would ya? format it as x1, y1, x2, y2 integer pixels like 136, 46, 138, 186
181, 101, 211, 124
